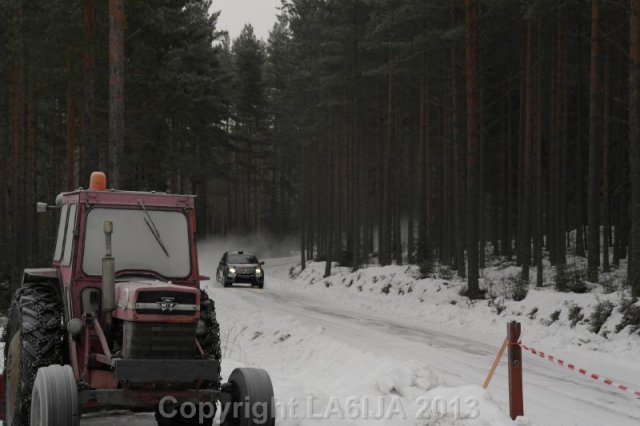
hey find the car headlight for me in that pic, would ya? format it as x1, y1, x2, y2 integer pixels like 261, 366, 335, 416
256, 268, 262, 275
228, 267, 236, 274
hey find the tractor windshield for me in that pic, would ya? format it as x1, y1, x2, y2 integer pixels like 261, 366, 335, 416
82, 207, 191, 278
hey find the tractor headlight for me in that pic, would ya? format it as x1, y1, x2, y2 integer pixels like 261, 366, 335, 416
196, 319, 207, 336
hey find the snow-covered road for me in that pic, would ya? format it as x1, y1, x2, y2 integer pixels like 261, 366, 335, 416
83, 255, 640, 425
205, 257, 640, 426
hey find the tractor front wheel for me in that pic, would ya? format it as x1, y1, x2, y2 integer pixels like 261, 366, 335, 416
221, 368, 275, 426
30, 365, 79, 426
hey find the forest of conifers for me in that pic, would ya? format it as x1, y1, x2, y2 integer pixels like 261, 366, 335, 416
0, 0, 639, 300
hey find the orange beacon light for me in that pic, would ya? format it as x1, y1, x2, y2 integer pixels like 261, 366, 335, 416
89, 172, 107, 191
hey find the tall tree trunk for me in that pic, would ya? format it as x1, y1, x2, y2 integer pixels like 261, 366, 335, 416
381, 50, 395, 266
587, 0, 601, 283
109, 0, 125, 188
418, 31, 429, 263
324, 86, 335, 276
629, 0, 640, 297
602, 14, 611, 274
548, 24, 558, 266
520, 11, 534, 283
377, 83, 385, 263
478, 86, 486, 269
576, 10, 586, 258
82, 0, 97, 180
350, 4, 360, 271
443, 99, 454, 263
8, 0, 24, 284
556, 6, 568, 275
392, 91, 402, 266
452, 0, 466, 277
613, 34, 626, 267
26, 70, 37, 267
66, 52, 76, 190
535, 21, 544, 287
301, 141, 310, 271
505, 89, 513, 260
516, 19, 527, 266
464, 0, 481, 298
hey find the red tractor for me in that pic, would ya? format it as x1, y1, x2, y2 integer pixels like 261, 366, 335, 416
1, 172, 275, 426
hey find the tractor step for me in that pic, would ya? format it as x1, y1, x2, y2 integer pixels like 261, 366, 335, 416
114, 358, 220, 383
79, 389, 221, 411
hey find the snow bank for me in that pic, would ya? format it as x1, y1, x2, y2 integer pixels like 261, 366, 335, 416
275, 259, 640, 365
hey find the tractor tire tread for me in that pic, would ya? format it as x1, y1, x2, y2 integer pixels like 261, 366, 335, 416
198, 290, 222, 388
2, 282, 64, 425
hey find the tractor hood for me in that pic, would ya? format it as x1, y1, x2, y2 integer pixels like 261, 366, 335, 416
113, 280, 200, 323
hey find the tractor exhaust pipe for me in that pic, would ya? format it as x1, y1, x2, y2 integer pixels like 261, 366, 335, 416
102, 221, 115, 327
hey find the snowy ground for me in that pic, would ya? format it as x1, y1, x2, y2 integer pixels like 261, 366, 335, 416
199, 257, 516, 426
6, 241, 639, 425
197, 255, 640, 426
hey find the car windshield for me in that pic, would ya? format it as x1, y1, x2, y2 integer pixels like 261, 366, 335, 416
83, 207, 191, 278
228, 254, 258, 264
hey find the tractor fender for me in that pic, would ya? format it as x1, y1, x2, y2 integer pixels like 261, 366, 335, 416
22, 268, 60, 284
21, 268, 68, 324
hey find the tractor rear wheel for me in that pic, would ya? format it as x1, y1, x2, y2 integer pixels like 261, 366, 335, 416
2, 282, 64, 426
30, 365, 79, 426
221, 368, 275, 426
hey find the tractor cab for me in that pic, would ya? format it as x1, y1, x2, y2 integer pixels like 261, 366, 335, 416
1, 172, 275, 426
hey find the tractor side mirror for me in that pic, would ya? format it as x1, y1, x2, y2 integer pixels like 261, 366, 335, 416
37, 200, 60, 213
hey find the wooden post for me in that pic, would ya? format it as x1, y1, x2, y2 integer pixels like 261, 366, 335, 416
507, 321, 524, 420
483, 337, 508, 389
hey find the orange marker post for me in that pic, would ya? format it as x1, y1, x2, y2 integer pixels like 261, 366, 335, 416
507, 321, 524, 420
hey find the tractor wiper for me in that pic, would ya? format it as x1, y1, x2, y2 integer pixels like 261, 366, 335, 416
137, 199, 170, 258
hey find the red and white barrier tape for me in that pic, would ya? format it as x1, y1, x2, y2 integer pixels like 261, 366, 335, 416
519, 343, 640, 399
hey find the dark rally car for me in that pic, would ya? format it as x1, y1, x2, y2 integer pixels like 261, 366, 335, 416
216, 251, 265, 288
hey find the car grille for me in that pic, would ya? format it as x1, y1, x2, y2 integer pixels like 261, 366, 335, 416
236, 266, 255, 274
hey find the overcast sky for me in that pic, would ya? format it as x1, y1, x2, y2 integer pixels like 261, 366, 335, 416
211, 0, 281, 41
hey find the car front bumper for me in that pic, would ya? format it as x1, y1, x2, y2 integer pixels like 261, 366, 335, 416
226, 274, 263, 284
